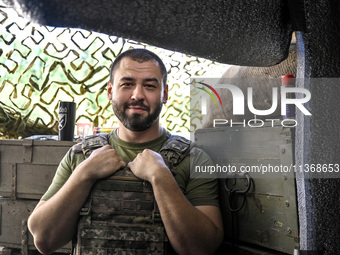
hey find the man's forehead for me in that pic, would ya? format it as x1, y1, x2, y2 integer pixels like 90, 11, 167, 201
116, 58, 160, 72
113, 58, 162, 84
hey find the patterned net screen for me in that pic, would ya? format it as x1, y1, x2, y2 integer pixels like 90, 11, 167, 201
0, 1, 229, 138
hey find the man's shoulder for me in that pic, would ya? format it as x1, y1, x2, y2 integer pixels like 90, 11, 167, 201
72, 133, 109, 158
163, 133, 210, 159
163, 134, 192, 152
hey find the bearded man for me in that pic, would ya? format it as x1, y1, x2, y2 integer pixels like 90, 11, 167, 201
28, 49, 223, 255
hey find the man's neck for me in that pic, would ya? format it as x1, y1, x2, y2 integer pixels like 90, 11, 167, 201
117, 122, 163, 143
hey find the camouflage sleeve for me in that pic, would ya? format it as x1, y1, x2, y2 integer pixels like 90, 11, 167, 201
40, 148, 84, 201
177, 148, 220, 207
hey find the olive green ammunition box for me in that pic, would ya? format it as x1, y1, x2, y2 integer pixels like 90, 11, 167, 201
0, 198, 37, 251
0, 139, 74, 254
75, 168, 169, 255
0, 139, 74, 200
195, 124, 298, 254
0, 198, 72, 255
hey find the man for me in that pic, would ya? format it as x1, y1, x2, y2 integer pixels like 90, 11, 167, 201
28, 49, 223, 254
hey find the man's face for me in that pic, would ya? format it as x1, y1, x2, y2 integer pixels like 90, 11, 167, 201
107, 58, 168, 131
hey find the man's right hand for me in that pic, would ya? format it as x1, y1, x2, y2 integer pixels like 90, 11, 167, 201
78, 145, 126, 182
28, 145, 126, 254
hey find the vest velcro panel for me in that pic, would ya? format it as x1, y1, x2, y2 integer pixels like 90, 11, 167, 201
73, 132, 192, 254
75, 168, 169, 255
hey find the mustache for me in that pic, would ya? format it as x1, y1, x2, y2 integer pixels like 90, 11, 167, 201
124, 101, 150, 111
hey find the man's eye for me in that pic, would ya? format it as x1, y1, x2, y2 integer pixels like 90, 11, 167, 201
122, 83, 133, 87
145, 84, 156, 88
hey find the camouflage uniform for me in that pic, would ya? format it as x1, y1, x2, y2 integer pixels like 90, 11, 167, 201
41, 130, 219, 255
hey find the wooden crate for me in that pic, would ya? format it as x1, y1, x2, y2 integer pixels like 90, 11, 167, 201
0, 198, 37, 251
195, 124, 298, 254
0, 139, 74, 254
0, 198, 71, 254
0, 139, 74, 200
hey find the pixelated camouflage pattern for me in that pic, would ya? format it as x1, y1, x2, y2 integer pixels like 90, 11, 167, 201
75, 171, 168, 255
159, 135, 192, 175
72, 133, 109, 156
82, 133, 109, 158
74, 135, 192, 255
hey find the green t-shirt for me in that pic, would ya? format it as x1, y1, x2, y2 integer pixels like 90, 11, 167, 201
41, 129, 219, 207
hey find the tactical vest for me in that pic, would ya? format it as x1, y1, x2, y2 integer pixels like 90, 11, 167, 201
72, 132, 192, 255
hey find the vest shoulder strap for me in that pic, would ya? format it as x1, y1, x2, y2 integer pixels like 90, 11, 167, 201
72, 133, 109, 158
159, 135, 192, 174
72, 133, 193, 173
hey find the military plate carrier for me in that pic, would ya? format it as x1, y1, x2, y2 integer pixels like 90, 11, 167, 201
72, 133, 192, 255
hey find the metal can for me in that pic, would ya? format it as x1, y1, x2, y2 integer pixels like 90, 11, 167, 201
281, 75, 295, 119
93, 127, 115, 134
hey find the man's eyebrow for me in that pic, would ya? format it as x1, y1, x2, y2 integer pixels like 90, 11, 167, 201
145, 78, 160, 83
120, 77, 134, 81
119, 77, 159, 83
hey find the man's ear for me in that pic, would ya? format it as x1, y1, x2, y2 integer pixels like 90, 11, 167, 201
163, 84, 169, 103
107, 81, 113, 100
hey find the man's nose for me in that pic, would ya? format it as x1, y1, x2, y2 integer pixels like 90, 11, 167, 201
131, 85, 145, 101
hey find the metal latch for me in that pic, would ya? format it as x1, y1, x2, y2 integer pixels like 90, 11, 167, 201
23, 140, 33, 163
21, 220, 28, 255
224, 172, 252, 212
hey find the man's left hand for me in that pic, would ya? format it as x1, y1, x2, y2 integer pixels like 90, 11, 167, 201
128, 149, 170, 182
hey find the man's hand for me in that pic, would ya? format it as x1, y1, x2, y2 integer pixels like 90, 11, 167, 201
28, 145, 126, 254
128, 149, 169, 182
128, 148, 223, 254
79, 145, 126, 182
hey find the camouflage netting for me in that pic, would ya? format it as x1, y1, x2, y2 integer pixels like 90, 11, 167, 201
0, 102, 57, 138
0, 1, 229, 139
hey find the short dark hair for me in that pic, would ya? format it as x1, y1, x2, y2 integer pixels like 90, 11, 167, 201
109, 48, 168, 86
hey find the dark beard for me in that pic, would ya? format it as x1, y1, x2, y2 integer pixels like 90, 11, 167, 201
112, 100, 163, 131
